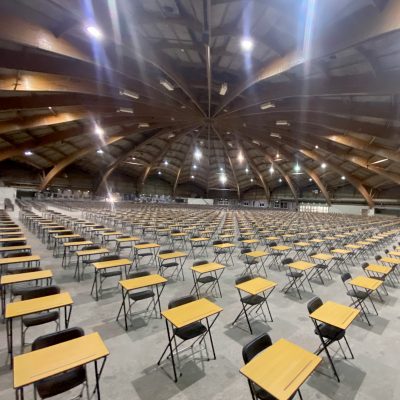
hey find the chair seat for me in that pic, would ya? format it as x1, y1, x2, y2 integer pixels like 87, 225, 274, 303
161, 262, 178, 268
197, 275, 216, 284
82, 258, 101, 265
23, 311, 59, 327
346, 289, 368, 299
214, 249, 227, 255
35, 366, 86, 399
100, 270, 122, 278
244, 259, 259, 265
315, 323, 345, 341
315, 264, 328, 269
138, 252, 153, 258
12, 285, 41, 297
175, 322, 207, 340
129, 290, 154, 301
287, 271, 303, 279
241, 294, 264, 305
271, 252, 283, 257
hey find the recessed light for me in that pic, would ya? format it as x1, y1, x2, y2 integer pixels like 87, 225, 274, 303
321, 163, 327, 169
220, 167, 224, 172
245, 168, 249, 173
96, 149, 104, 154
279, 178, 283, 183
238, 151, 244, 163
250, 178, 254, 183
119, 89, 139, 99
138, 123, 150, 128
160, 79, 174, 91
164, 160, 168, 165
240, 37, 254, 51
294, 164, 300, 172
193, 165, 197, 169
194, 149, 202, 160
94, 126, 104, 136
117, 107, 134, 114
315, 145, 319, 149
309, 178, 313, 182
276, 120, 290, 126
219, 174, 227, 184
158, 171, 162, 175
269, 166, 274, 173
341, 176, 346, 180
86, 25, 103, 39
219, 83, 228, 96
24, 150, 33, 156
191, 175, 194, 179
260, 102, 275, 110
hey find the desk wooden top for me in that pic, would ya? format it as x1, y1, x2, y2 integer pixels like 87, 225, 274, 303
76, 248, 109, 257
6, 292, 73, 319
0, 230, 23, 235
93, 258, 132, 270
0, 255, 40, 265
13, 332, 109, 389
158, 251, 187, 260
345, 244, 362, 249
63, 240, 93, 247
240, 338, 321, 400
271, 245, 291, 251
245, 250, 269, 258
309, 301, 359, 330
241, 239, 259, 244
236, 277, 277, 295
1, 269, 53, 285
0, 245, 31, 252
213, 242, 235, 249
349, 276, 382, 291
310, 239, 325, 243
388, 251, 400, 257
191, 262, 225, 274
171, 232, 187, 237
101, 231, 122, 236
134, 243, 160, 250
55, 234, 80, 239
311, 253, 333, 261
116, 236, 140, 242
294, 242, 310, 247
0, 237, 26, 243
162, 298, 222, 328
190, 237, 209, 242
357, 241, 372, 246
366, 264, 392, 274
265, 236, 279, 240
331, 248, 352, 255
381, 257, 400, 265
120, 274, 167, 291
288, 261, 315, 271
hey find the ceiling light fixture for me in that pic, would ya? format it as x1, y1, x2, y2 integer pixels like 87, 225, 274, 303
278, 178, 283, 183
220, 174, 227, 184
219, 82, 228, 96
315, 145, 319, 149
276, 120, 290, 126
294, 163, 300, 172
158, 171, 162, 175
194, 148, 202, 160
164, 160, 168, 166
138, 123, 150, 128
370, 158, 388, 165
193, 165, 197, 169
270, 132, 281, 138
250, 178, 254, 183
86, 25, 103, 39
191, 175, 195, 179
269, 165, 274, 173
220, 167, 224, 172
240, 37, 254, 51
245, 167, 249, 174
160, 79, 174, 91
238, 151, 244, 163
96, 149, 104, 154
119, 89, 139, 99
341, 176, 346, 180
309, 178, 313, 182
94, 126, 104, 136
260, 102, 275, 110
321, 163, 327, 169
117, 107, 134, 114
24, 150, 33, 156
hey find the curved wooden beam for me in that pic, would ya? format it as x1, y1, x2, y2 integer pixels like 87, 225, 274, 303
303, 166, 331, 206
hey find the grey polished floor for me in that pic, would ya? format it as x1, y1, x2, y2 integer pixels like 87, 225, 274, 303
1, 207, 399, 400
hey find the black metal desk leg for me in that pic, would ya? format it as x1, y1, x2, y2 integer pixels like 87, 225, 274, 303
165, 320, 178, 382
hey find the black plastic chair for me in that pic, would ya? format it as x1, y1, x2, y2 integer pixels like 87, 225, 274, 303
281, 258, 305, 299
21, 285, 61, 347
158, 249, 182, 280
32, 327, 89, 399
191, 260, 222, 298
242, 333, 300, 400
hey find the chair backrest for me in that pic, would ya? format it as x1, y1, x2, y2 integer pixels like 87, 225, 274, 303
235, 275, 253, 285
308, 251, 316, 257
241, 247, 252, 255
82, 245, 101, 251
341, 272, 352, 284
60, 230, 73, 235
159, 249, 174, 255
32, 327, 84, 351
307, 296, 323, 314
128, 271, 150, 279
98, 255, 120, 262
282, 257, 293, 265
171, 229, 180, 234
193, 260, 208, 266
269, 241, 277, 247
8, 267, 42, 274
4, 252, 31, 258
21, 285, 60, 301
94, 225, 104, 229
361, 262, 368, 270
213, 240, 223, 245
138, 241, 149, 245
119, 235, 130, 239
375, 255, 382, 261
67, 237, 85, 243
168, 295, 196, 309
6, 241, 26, 246
242, 333, 272, 364
384, 249, 389, 254
238, 236, 245, 242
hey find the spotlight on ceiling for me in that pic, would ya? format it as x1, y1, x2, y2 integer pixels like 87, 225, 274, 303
219, 82, 228, 96
194, 148, 202, 160
309, 178, 313, 182
220, 167, 224, 172
193, 165, 197, 169
191, 175, 195, 179
86, 25, 103, 39
276, 120, 290, 126
279, 178, 283, 183
138, 123, 150, 128
219, 174, 227, 184
341, 176, 346, 180
164, 160, 168, 166
240, 37, 254, 51
119, 89, 139, 99
245, 167, 249, 173
238, 151, 244, 163
24, 150, 33, 156
94, 126, 104, 136
117, 107, 134, 114
260, 102, 275, 110
294, 163, 300, 172
270, 132, 281, 139
315, 145, 319, 149
269, 165, 274, 173
160, 79, 174, 91
96, 149, 104, 154
158, 171, 162, 175
250, 178, 254, 183
321, 163, 327, 169
370, 158, 388, 165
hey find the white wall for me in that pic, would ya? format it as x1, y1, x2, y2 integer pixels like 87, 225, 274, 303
187, 198, 214, 205
328, 204, 374, 215
0, 187, 17, 209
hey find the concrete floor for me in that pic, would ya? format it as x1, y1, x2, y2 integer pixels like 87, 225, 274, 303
1, 207, 400, 400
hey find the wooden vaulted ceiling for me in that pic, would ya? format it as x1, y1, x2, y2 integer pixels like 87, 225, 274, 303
0, 0, 399, 206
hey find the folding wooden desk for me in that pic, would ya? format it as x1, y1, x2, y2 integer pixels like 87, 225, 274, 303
118, 274, 167, 330
0, 237, 27, 247
190, 262, 225, 298
13, 332, 109, 400
62, 240, 93, 267
6, 292, 73, 367
0, 245, 31, 256
159, 298, 223, 382
283, 261, 315, 298
213, 242, 235, 266
133, 243, 160, 265
0, 255, 40, 274
240, 338, 321, 400
158, 251, 188, 280
309, 301, 359, 381
74, 248, 109, 282
91, 258, 133, 300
